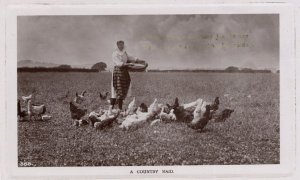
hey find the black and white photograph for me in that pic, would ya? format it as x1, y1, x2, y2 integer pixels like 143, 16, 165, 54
16, 14, 280, 167
1, 2, 297, 179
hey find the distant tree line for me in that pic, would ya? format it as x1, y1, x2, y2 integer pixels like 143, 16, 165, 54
18, 67, 99, 73
148, 66, 273, 73
18, 64, 276, 74
18, 62, 107, 73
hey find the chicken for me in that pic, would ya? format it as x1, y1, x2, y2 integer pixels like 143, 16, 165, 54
74, 90, 86, 104
26, 99, 46, 120
148, 98, 162, 117
166, 97, 180, 110
119, 113, 150, 130
151, 107, 177, 126
88, 111, 100, 126
191, 99, 206, 124
136, 103, 148, 113
177, 107, 194, 123
21, 94, 50, 121
120, 99, 162, 130
148, 98, 158, 112
162, 104, 171, 114
77, 119, 89, 126
18, 99, 29, 121
99, 92, 109, 100
69, 101, 87, 121
159, 107, 176, 123
215, 97, 220, 105
210, 97, 220, 111
182, 98, 203, 110
173, 97, 180, 108
89, 109, 119, 126
22, 94, 32, 103
188, 105, 212, 131
126, 97, 137, 115
212, 109, 234, 122
167, 98, 193, 122
94, 110, 120, 130
30, 101, 46, 115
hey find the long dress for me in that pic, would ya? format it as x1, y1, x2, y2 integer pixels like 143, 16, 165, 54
111, 48, 137, 100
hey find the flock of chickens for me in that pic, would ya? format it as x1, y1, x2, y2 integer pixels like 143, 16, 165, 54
18, 94, 52, 121
68, 91, 234, 131
18, 90, 234, 132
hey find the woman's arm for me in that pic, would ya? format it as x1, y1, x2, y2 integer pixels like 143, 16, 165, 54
112, 52, 134, 67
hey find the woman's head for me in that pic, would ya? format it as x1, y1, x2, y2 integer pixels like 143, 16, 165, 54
117, 40, 125, 51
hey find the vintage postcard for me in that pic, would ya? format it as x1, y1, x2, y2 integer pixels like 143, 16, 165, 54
2, 2, 296, 179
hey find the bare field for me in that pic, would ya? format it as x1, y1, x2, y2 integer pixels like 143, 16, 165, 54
17, 72, 279, 166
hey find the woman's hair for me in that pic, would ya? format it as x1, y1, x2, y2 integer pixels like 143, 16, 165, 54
117, 40, 124, 45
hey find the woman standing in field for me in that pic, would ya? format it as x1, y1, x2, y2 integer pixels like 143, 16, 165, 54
109, 40, 139, 111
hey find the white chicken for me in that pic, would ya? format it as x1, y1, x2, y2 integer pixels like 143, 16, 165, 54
148, 99, 163, 117
148, 98, 158, 113
22, 94, 32, 102
188, 105, 212, 131
120, 98, 162, 130
126, 97, 137, 115
26, 98, 46, 120
183, 98, 203, 110
190, 99, 207, 125
119, 112, 150, 130
94, 109, 120, 130
150, 107, 176, 126
89, 109, 120, 123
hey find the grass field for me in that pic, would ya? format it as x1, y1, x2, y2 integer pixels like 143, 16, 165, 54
17, 72, 279, 166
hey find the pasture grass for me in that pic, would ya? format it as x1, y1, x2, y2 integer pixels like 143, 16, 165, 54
18, 72, 279, 166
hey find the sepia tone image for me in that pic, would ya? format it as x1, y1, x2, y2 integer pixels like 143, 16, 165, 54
17, 14, 279, 167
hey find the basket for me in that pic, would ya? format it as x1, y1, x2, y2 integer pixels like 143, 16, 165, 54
127, 60, 148, 72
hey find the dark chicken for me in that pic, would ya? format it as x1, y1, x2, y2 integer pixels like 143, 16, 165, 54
69, 101, 87, 120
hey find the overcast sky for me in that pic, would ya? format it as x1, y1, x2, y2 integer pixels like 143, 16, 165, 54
18, 14, 279, 70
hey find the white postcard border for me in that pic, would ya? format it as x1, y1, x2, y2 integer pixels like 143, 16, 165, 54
4, 3, 296, 179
